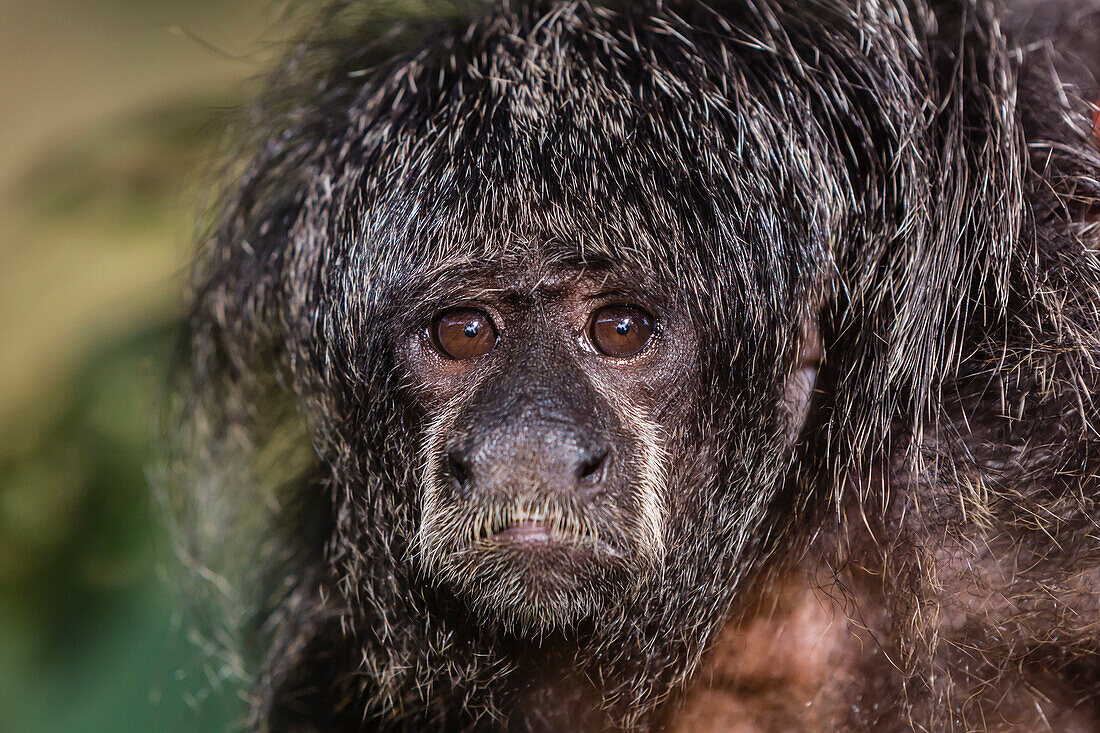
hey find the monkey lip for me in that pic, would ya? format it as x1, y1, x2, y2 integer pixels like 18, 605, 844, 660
458, 514, 623, 559
489, 520, 555, 546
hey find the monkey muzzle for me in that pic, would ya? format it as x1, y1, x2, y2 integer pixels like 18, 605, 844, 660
415, 381, 667, 631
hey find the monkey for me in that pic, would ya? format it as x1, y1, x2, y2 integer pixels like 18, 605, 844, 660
164, 0, 1100, 730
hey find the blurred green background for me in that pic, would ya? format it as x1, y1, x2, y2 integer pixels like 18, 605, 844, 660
0, 1, 277, 729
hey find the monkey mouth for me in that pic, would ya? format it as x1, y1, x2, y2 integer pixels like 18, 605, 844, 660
462, 505, 620, 556
473, 513, 590, 551
419, 497, 635, 573
434, 505, 629, 561
487, 519, 555, 546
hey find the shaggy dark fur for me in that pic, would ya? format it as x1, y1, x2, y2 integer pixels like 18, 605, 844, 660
166, 0, 1100, 729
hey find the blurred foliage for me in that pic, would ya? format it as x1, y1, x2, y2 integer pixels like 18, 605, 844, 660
17, 98, 235, 229
0, 324, 245, 731
0, 2, 265, 728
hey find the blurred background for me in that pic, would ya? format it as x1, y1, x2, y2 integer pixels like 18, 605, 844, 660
0, 0, 280, 729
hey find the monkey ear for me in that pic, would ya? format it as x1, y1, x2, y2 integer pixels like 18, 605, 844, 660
781, 319, 822, 444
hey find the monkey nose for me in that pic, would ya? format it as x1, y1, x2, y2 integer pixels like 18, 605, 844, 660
444, 438, 613, 498
446, 448, 472, 493
575, 447, 610, 487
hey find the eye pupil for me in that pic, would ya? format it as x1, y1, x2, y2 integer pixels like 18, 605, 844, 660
431, 308, 497, 360
615, 320, 631, 335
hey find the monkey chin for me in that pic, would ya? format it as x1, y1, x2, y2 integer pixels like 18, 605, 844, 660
430, 530, 636, 636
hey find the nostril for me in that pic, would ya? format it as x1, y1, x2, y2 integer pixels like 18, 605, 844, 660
576, 448, 610, 486
447, 449, 470, 491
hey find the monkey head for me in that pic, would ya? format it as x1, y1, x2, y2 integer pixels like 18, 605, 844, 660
179, 0, 926, 721
202, 0, 841, 646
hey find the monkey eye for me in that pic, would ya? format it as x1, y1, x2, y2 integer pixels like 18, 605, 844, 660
588, 305, 655, 358
430, 308, 498, 360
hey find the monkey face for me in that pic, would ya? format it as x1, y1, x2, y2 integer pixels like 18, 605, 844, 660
247, 0, 837, 652
399, 264, 699, 632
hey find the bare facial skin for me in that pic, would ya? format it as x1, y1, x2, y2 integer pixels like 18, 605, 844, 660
401, 264, 701, 633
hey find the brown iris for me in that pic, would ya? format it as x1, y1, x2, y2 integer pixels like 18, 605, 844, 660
589, 305, 655, 357
430, 308, 497, 360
